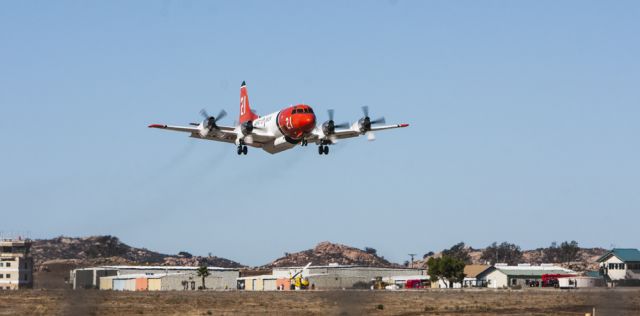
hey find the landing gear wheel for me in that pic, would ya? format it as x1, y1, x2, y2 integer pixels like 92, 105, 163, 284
242, 145, 248, 155
323, 145, 329, 155
237, 146, 242, 155
318, 145, 324, 155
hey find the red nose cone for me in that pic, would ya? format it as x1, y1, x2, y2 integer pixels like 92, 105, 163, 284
301, 114, 316, 133
280, 106, 318, 139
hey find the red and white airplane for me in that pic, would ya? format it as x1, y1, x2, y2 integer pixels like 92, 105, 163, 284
149, 81, 409, 155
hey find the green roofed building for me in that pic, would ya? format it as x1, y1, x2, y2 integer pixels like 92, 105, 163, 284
476, 264, 575, 288
597, 248, 640, 284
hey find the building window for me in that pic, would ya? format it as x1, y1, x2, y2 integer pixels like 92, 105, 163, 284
6, 274, 10, 278
5, 263, 10, 268
23, 274, 28, 281
0, 274, 3, 278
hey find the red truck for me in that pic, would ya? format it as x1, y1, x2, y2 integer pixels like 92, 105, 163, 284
541, 274, 576, 287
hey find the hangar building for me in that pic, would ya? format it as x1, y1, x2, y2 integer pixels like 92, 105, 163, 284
239, 264, 426, 291
71, 266, 239, 290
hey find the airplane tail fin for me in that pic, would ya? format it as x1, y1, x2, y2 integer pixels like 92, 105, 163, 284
239, 81, 258, 124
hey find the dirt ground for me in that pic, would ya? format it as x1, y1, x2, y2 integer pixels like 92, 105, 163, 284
1, 288, 639, 316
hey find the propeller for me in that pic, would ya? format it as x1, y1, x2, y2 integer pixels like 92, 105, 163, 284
200, 109, 227, 130
359, 106, 385, 141
323, 109, 349, 139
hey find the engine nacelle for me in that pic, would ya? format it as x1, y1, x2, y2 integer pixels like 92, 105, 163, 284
199, 127, 209, 137
358, 117, 371, 133
241, 121, 254, 135
322, 120, 335, 136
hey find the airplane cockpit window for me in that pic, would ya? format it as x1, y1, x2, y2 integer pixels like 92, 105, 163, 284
308, 108, 314, 113
296, 108, 304, 114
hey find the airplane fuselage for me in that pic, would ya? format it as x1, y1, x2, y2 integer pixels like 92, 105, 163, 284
239, 104, 317, 154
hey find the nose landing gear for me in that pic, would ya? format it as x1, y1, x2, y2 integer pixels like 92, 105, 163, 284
318, 145, 329, 155
237, 145, 248, 155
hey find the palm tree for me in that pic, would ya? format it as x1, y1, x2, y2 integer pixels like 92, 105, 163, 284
196, 264, 210, 290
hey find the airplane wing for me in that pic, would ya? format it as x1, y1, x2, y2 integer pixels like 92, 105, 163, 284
148, 124, 274, 146
148, 124, 239, 144
148, 124, 236, 133
332, 123, 409, 140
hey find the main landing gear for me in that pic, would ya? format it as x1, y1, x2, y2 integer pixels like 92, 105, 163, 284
237, 145, 248, 155
318, 145, 329, 155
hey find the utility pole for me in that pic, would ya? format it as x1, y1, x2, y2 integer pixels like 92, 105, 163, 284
408, 254, 416, 268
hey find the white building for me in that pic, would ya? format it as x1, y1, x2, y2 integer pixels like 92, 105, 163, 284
0, 239, 33, 290
432, 265, 491, 288
557, 276, 604, 288
71, 266, 239, 290
239, 265, 426, 291
597, 248, 640, 285
476, 264, 575, 288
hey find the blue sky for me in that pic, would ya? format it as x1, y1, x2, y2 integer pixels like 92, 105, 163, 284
1, 1, 638, 266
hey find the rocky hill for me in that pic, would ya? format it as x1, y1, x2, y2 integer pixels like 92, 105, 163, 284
266, 241, 400, 268
31, 235, 244, 271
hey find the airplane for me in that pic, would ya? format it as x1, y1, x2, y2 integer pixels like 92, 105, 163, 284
148, 81, 409, 155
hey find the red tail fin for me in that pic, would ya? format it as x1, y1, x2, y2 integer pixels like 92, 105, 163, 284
239, 81, 258, 124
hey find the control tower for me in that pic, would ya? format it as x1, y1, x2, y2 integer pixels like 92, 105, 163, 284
0, 238, 33, 290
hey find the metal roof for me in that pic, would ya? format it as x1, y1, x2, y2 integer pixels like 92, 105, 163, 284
273, 265, 422, 270
478, 265, 575, 277
102, 273, 173, 280
597, 248, 640, 263
496, 269, 574, 276
78, 265, 239, 271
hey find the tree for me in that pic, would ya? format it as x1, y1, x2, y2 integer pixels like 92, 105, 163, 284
442, 242, 471, 264
196, 265, 210, 290
427, 256, 466, 288
403, 260, 410, 267
559, 241, 580, 264
543, 241, 580, 264
423, 251, 434, 259
364, 247, 377, 255
481, 242, 523, 265
543, 242, 561, 263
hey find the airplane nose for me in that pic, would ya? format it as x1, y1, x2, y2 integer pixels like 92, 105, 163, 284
302, 114, 316, 132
